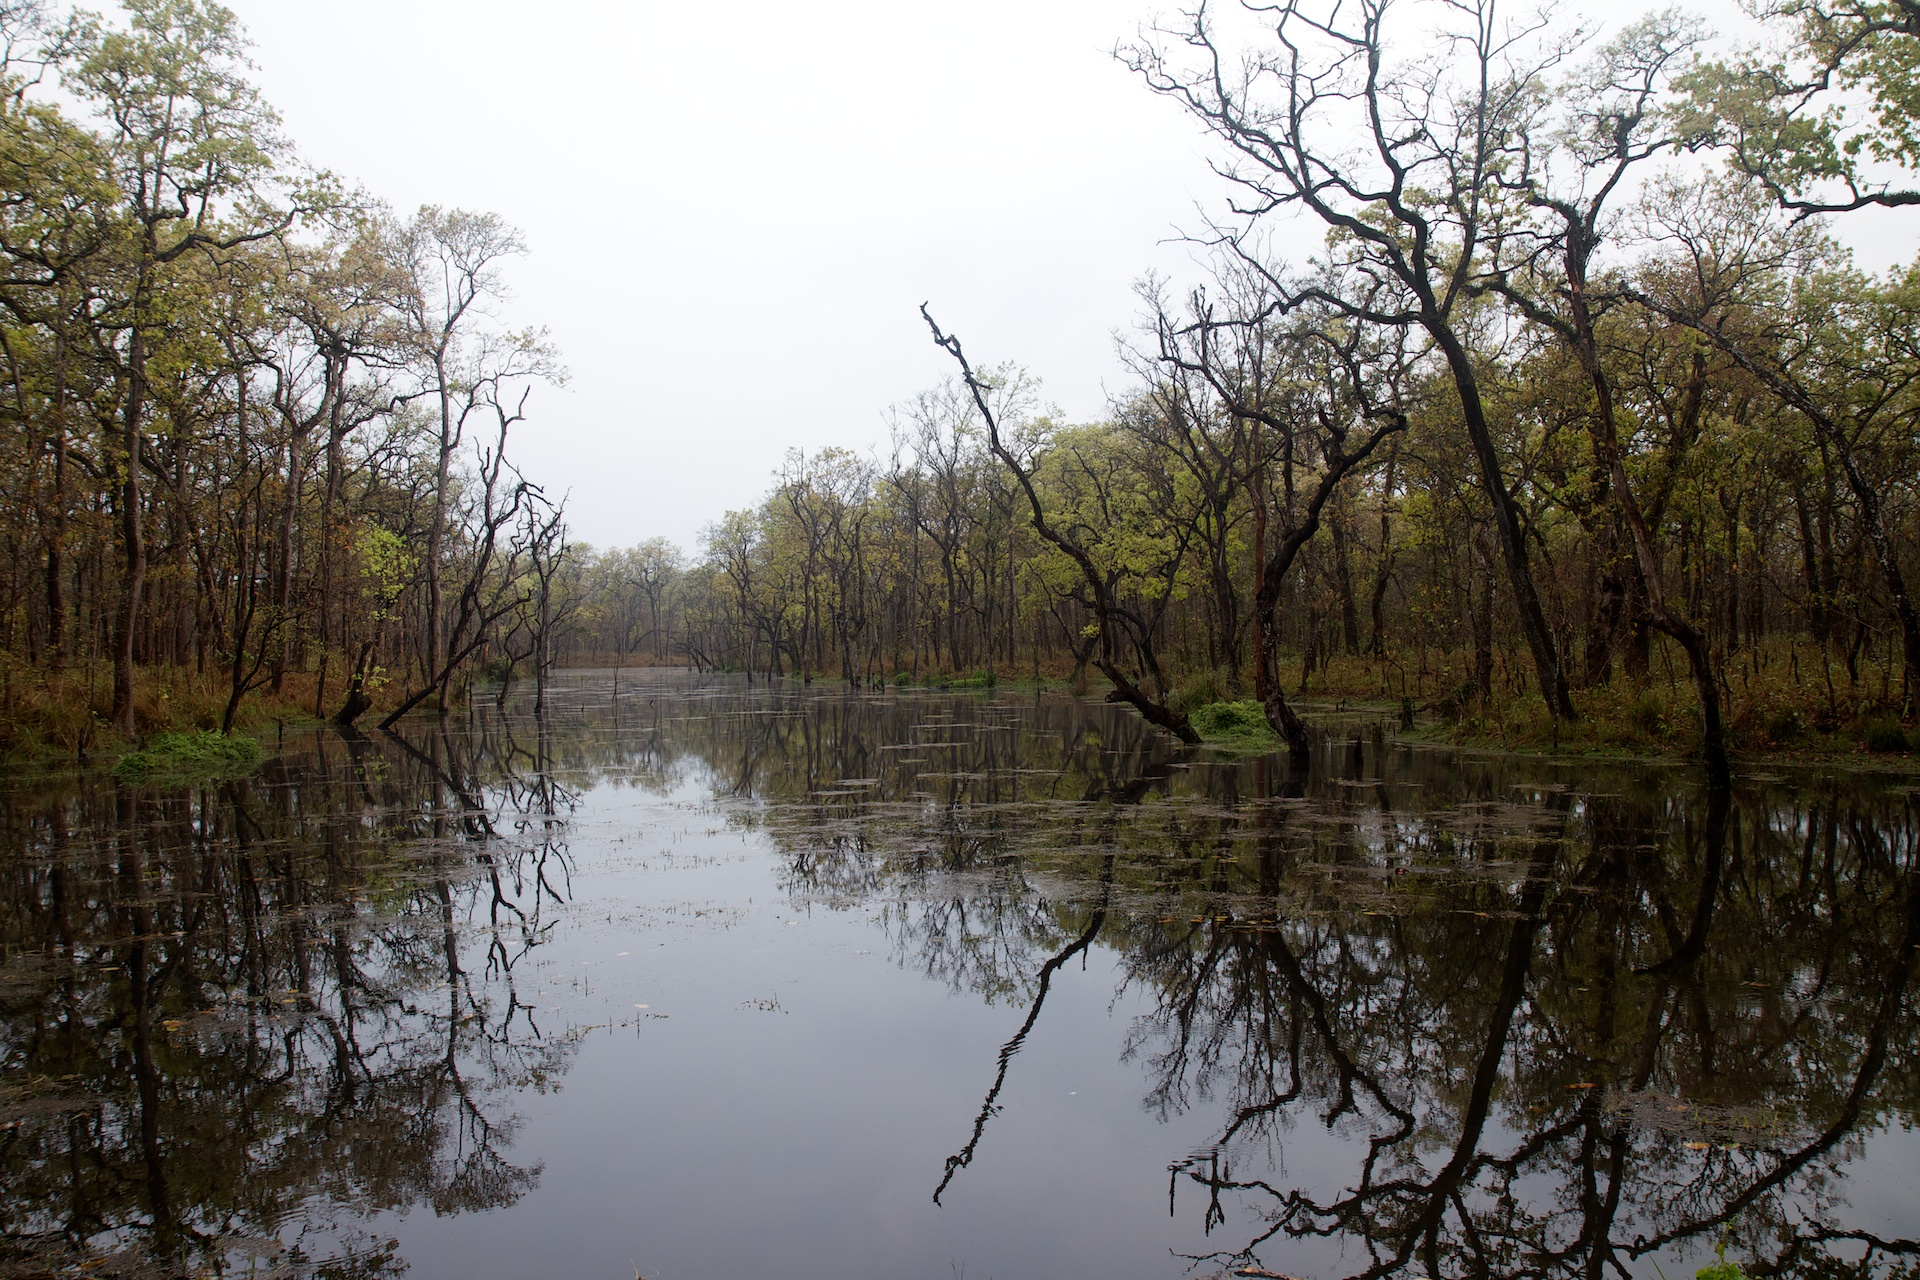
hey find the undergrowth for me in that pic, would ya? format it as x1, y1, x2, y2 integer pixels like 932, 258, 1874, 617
0, 661, 323, 764
1283, 639, 1920, 762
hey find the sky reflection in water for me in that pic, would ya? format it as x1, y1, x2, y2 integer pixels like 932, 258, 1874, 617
1, 669, 1916, 1280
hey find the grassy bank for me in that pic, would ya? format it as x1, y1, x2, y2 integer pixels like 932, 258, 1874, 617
1188, 699, 1282, 751
10, 639, 1914, 775
1389, 688, 1920, 767
1149, 635, 1920, 765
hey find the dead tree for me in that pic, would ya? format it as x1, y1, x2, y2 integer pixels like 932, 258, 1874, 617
923, 305, 1200, 744
371, 395, 537, 729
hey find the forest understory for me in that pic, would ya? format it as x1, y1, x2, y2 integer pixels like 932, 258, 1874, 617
12, 635, 1910, 775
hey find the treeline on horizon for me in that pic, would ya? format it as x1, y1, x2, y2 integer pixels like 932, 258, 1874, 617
4, 0, 1920, 773
551, 0, 1920, 776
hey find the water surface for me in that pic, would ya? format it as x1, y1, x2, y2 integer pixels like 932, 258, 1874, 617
2, 671, 1915, 1279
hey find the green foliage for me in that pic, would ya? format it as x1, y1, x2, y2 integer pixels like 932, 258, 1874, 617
1678, 0, 1920, 206
1696, 1236, 1748, 1280
114, 730, 261, 784
357, 525, 417, 621
1189, 700, 1279, 750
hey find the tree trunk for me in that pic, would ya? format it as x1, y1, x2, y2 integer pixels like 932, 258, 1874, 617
111, 310, 149, 738
1430, 325, 1575, 721
425, 352, 454, 715
45, 321, 68, 669
270, 416, 304, 694
1330, 504, 1361, 654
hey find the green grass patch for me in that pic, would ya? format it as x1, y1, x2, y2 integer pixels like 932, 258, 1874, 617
1190, 699, 1280, 750
114, 731, 262, 785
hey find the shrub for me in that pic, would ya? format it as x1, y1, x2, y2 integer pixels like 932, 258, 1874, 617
1764, 708, 1805, 744
1190, 699, 1280, 749
1696, 1237, 1747, 1280
1628, 690, 1665, 737
114, 731, 262, 785
1864, 719, 1910, 753
1171, 669, 1228, 716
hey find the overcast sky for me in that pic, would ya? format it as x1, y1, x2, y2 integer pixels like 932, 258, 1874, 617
216, 0, 1914, 555
208, 0, 1222, 553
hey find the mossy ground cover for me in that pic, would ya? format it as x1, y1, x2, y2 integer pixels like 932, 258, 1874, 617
883, 669, 1067, 693
1189, 699, 1281, 750
1387, 682, 1920, 768
113, 731, 263, 785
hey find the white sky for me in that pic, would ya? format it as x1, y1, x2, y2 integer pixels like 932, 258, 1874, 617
215, 0, 1232, 553
216, 0, 1915, 555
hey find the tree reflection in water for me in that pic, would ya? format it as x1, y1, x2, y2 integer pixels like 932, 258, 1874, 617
676, 679, 1920, 1280
0, 717, 581, 1278
0, 672, 1914, 1279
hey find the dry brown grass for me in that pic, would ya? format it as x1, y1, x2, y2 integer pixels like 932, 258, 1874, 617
0, 658, 325, 762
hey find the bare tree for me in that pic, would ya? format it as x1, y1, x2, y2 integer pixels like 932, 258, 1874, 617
924, 305, 1201, 744
1149, 270, 1410, 754
373, 390, 539, 729
386, 205, 560, 714
1123, 0, 1580, 720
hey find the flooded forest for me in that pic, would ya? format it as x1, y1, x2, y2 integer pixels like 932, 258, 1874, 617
0, 0, 1918, 1276
2, 674, 1917, 1277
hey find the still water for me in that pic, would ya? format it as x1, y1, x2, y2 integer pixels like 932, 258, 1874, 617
2, 670, 1916, 1279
